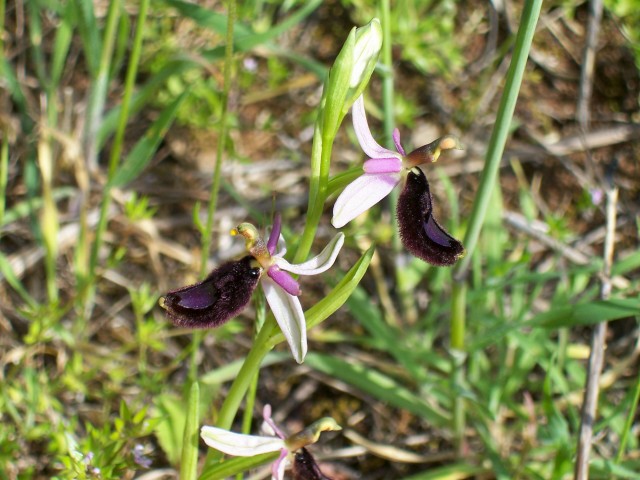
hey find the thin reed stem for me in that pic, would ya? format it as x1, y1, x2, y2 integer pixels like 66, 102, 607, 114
449, 0, 542, 450
200, 0, 237, 277
83, 0, 148, 316
575, 186, 618, 480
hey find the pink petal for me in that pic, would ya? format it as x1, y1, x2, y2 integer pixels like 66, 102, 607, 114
267, 265, 301, 296
363, 157, 402, 174
267, 213, 282, 255
272, 449, 289, 480
393, 128, 405, 156
352, 95, 396, 159
331, 173, 401, 228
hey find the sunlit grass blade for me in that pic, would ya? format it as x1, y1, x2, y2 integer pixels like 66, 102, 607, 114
109, 90, 189, 187
470, 297, 640, 350
0, 253, 37, 308
180, 382, 200, 480
164, 0, 322, 53
303, 352, 450, 426
50, 2, 74, 87
72, 0, 101, 76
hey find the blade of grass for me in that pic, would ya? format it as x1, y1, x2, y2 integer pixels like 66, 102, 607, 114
199, 0, 236, 277
199, 452, 279, 480
83, 0, 122, 170
108, 90, 189, 188
83, 0, 149, 315
303, 352, 450, 425
0, 253, 37, 308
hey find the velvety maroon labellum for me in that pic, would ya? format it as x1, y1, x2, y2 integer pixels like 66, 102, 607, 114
160, 256, 261, 328
292, 448, 332, 480
397, 167, 464, 266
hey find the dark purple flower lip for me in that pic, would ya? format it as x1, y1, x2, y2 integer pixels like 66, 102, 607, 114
159, 256, 262, 328
397, 167, 465, 266
292, 447, 332, 480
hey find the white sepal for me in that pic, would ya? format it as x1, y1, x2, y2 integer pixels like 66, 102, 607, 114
261, 278, 308, 363
200, 426, 285, 456
275, 233, 344, 276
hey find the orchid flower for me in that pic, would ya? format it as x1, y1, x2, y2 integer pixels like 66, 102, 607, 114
232, 215, 344, 363
332, 95, 465, 266
160, 215, 344, 363
201, 405, 340, 480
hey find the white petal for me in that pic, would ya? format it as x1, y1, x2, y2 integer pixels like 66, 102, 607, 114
262, 279, 307, 363
200, 426, 285, 456
275, 233, 344, 276
352, 95, 398, 159
332, 173, 400, 228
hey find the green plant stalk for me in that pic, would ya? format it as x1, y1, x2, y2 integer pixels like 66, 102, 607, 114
199, 0, 236, 277
449, 0, 542, 448
215, 321, 277, 431
615, 369, 640, 462
0, 139, 7, 226
192, 0, 237, 388
83, 0, 147, 314
180, 381, 200, 480
37, 135, 59, 302
292, 121, 327, 264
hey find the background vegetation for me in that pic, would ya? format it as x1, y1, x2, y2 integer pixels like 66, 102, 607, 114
1, 0, 639, 479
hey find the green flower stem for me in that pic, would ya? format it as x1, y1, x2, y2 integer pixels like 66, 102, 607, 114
215, 321, 277, 431
293, 120, 326, 264
449, 0, 542, 448
615, 368, 640, 462
191, 0, 237, 389
200, 0, 236, 277
83, 0, 147, 315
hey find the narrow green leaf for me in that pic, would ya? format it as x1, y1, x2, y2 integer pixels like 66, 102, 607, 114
198, 452, 279, 480
109, 90, 189, 188
300, 246, 373, 331
51, 3, 74, 86
470, 298, 640, 350
304, 352, 450, 426
180, 382, 200, 480
73, 0, 101, 75
154, 393, 188, 465
97, 58, 195, 148
0, 252, 37, 308
532, 298, 640, 329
